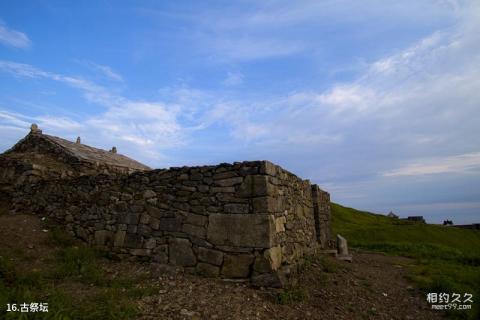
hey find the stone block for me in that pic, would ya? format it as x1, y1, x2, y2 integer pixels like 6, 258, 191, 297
169, 238, 196, 267
153, 245, 168, 263
125, 212, 140, 224
275, 216, 286, 233
252, 196, 284, 213
140, 213, 150, 224
253, 255, 271, 273
251, 273, 282, 288
265, 246, 282, 270
130, 249, 151, 256
213, 171, 238, 180
197, 247, 223, 266
207, 214, 274, 248
259, 161, 277, 176
94, 230, 108, 246
221, 254, 254, 278
130, 205, 144, 213
144, 238, 156, 249
214, 177, 243, 187
127, 225, 137, 233
196, 263, 220, 277
197, 185, 209, 193
146, 205, 162, 218
224, 203, 249, 214
113, 230, 126, 247
125, 233, 142, 248
149, 217, 160, 230
253, 246, 282, 273
143, 189, 156, 199
115, 201, 128, 212
237, 175, 275, 198
211, 186, 235, 193
159, 217, 182, 232
146, 198, 157, 206
185, 214, 207, 227
182, 223, 206, 238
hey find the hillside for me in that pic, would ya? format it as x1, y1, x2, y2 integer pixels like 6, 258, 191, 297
332, 203, 480, 319
1, 210, 441, 319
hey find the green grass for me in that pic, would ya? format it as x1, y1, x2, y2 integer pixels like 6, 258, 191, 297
276, 287, 308, 305
0, 228, 157, 320
332, 203, 480, 319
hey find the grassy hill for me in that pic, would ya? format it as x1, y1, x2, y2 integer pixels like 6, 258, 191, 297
331, 203, 480, 319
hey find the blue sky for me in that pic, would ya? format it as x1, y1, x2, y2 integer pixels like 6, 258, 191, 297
1, 0, 479, 224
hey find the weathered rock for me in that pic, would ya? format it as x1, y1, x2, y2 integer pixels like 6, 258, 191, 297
182, 224, 206, 238
169, 238, 196, 267
336, 234, 353, 262
144, 238, 156, 249
94, 230, 108, 246
113, 230, 126, 247
275, 216, 286, 232
265, 246, 282, 271
125, 233, 142, 248
153, 245, 168, 263
197, 247, 223, 266
224, 203, 249, 214
251, 273, 282, 288
196, 263, 220, 277
159, 217, 182, 232
222, 254, 254, 278
237, 175, 274, 197
143, 189, 156, 199
207, 214, 275, 248
130, 248, 150, 256
214, 177, 243, 187
185, 214, 207, 227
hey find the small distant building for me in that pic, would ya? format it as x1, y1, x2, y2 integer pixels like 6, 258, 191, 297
387, 211, 399, 219
454, 224, 480, 231
406, 216, 426, 223
443, 220, 453, 226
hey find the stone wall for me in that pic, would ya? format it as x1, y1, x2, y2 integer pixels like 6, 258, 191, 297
5, 160, 331, 286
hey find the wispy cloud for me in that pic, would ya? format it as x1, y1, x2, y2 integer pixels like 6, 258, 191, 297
383, 152, 480, 177
0, 60, 185, 161
78, 60, 124, 81
0, 60, 121, 106
0, 20, 31, 49
222, 71, 243, 86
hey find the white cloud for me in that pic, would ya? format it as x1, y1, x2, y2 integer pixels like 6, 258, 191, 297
222, 71, 243, 86
383, 152, 480, 177
78, 60, 123, 81
0, 61, 186, 163
93, 64, 123, 82
0, 20, 31, 49
0, 60, 119, 106
396, 200, 480, 212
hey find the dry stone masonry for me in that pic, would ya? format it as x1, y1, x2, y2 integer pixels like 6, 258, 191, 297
0, 126, 332, 287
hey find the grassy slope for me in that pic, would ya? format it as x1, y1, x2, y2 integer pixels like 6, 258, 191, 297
332, 203, 480, 319
0, 223, 157, 320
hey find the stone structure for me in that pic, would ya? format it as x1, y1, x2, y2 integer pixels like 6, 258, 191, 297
387, 211, 399, 219
406, 216, 426, 223
0, 126, 332, 287
336, 234, 352, 262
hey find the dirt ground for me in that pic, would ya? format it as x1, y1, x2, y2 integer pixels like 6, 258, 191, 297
0, 213, 445, 320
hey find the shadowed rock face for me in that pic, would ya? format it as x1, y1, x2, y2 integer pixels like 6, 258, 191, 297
0, 128, 332, 287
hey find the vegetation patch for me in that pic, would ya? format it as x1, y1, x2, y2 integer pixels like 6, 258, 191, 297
332, 203, 480, 319
0, 224, 159, 320
276, 287, 308, 305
